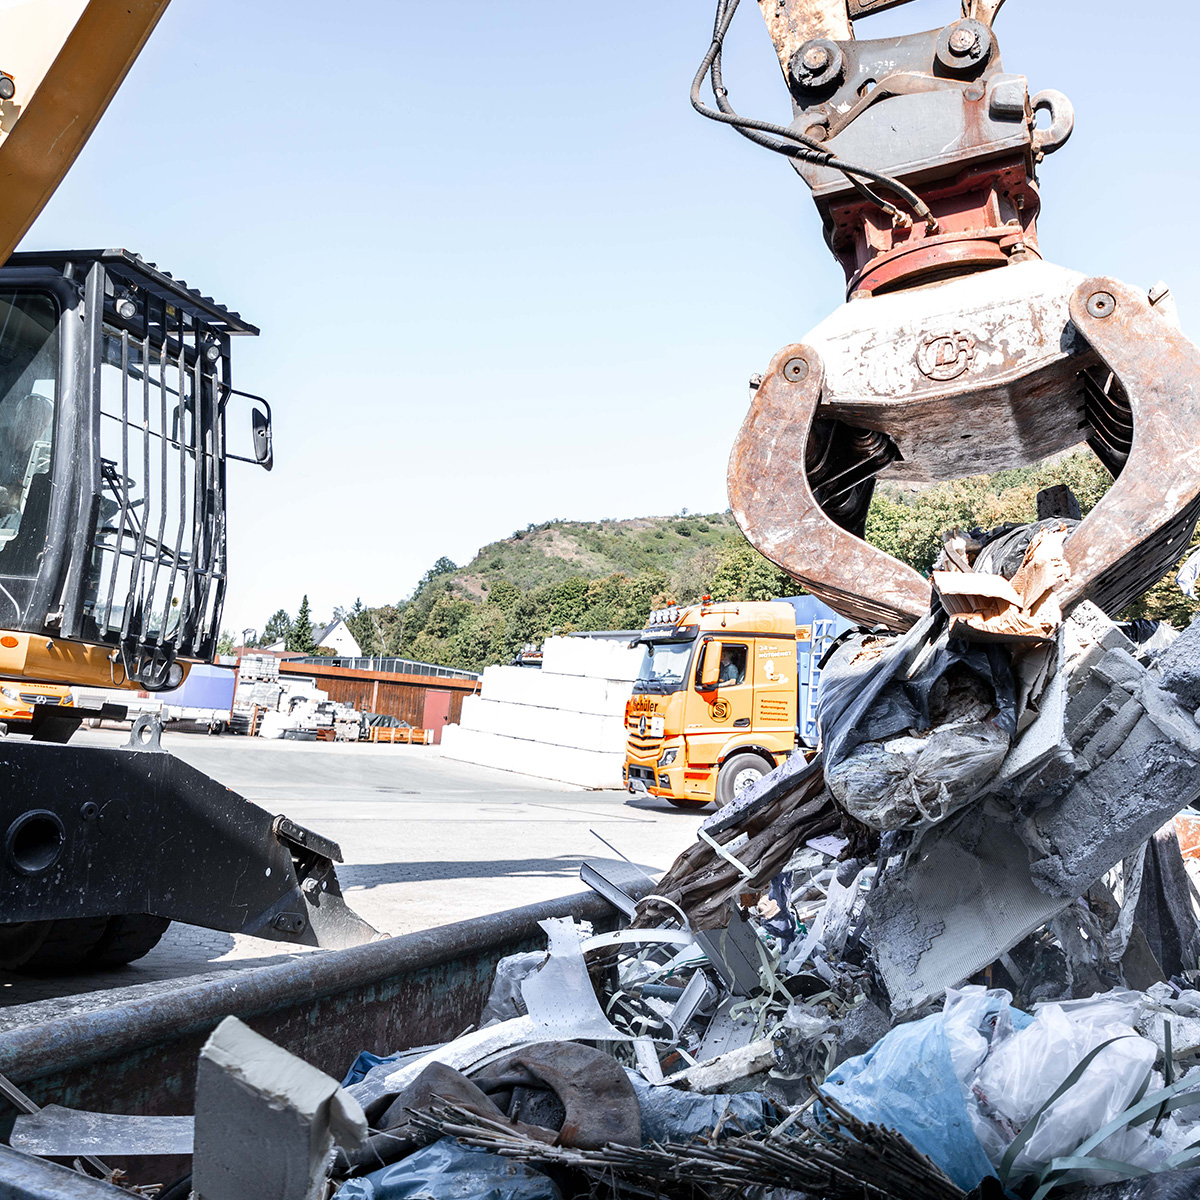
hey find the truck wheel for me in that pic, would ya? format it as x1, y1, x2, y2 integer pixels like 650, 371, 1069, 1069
88, 915, 171, 966
716, 754, 773, 807
0, 917, 111, 971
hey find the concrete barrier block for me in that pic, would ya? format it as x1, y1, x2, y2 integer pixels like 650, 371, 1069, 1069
457, 694, 626, 754
439, 726, 625, 789
541, 636, 642, 682
480, 664, 633, 716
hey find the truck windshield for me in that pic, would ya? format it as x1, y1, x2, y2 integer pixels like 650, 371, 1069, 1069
0, 291, 57, 576
633, 641, 694, 694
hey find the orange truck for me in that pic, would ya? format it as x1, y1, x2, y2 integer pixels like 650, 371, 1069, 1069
624, 596, 849, 809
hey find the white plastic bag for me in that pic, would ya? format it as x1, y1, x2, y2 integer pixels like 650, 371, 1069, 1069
971, 998, 1160, 1179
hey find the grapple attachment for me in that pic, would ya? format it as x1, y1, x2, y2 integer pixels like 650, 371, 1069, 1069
729, 268, 1200, 629
709, 1, 1200, 628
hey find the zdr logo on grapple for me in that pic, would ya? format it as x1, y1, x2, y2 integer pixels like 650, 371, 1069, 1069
916, 331, 977, 382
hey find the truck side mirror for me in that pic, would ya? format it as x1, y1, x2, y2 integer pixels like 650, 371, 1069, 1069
696, 638, 720, 690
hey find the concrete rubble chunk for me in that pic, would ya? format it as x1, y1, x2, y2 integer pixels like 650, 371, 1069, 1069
193, 1015, 366, 1200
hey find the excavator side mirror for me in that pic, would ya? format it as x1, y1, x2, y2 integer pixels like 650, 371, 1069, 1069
223, 387, 274, 472
696, 638, 720, 691
251, 405, 273, 470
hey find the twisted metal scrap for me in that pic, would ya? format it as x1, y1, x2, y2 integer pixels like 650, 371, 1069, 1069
634, 759, 837, 930
410, 1092, 965, 1200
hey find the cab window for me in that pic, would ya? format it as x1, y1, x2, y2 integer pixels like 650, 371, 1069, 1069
0, 290, 57, 575
718, 643, 747, 686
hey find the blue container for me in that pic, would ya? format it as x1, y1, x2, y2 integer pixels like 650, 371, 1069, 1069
774, 595, 854, 748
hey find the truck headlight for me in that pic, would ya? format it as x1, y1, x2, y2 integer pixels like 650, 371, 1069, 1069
0, 686, 19, 700
658, 748, 677, 766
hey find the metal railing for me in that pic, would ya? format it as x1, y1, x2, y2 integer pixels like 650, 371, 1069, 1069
293, 655, 479, 681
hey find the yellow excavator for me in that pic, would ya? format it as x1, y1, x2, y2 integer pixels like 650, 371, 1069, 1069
0, 1, 377, 970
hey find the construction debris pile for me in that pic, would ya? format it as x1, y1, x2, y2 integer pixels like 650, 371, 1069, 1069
315, 511, 1200, 1199
232, 653, 367, 741
14, 508, 1200, 1200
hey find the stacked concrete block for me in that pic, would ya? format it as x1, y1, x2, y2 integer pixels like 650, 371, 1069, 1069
441, 636, 643, 789
541, 635, 641, 682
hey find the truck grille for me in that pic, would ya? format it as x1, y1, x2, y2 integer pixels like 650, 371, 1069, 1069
628, 734, 663, 756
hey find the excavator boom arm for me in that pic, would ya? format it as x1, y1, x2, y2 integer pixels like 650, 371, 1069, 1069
0, 0, 172, 264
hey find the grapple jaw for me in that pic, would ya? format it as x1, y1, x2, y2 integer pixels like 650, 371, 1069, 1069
729, 269, 1200, 630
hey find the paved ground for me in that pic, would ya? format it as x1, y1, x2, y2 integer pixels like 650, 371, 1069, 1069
0, 729, 705, 1020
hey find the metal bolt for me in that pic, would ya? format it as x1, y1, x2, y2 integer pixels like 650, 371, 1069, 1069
302, 877, 321, 896
79, 802, 99, 821
1086, 291, 1117, 319
783, 357, 810, 382
803, 45, 831, 72
949, 28, 976, 54
964, 82, 985, 102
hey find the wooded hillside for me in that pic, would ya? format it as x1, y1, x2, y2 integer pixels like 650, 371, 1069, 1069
263, 450, 1199, 674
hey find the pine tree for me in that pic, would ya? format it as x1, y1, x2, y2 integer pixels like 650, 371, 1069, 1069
287, 596, 316, 654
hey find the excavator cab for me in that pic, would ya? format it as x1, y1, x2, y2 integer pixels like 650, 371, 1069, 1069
0, 8, 380, 973
0, 249, 270, 691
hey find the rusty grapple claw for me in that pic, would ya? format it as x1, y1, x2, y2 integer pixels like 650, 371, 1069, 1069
728, 264, 1200, 630
706, 1, 1200, 629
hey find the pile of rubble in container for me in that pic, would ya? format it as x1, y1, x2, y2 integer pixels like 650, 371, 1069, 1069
237, 504, 1200, 1198
34, 502, 1200, 1199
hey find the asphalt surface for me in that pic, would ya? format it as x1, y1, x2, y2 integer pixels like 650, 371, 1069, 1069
0, 728, 705, 1021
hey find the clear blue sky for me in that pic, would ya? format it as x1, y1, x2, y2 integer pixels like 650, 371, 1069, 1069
24, 0, 1200, 636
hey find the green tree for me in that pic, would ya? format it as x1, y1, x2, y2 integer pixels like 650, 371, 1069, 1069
287, 595, 316, 654
485, 579, 522, 613
216, 630, 235, 657
263, 608, 290, 645
710, 540, 794, 603
417, 556, 458, 591
864, 451, 1116, 577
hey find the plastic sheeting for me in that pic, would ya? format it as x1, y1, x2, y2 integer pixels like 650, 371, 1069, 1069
817, 616, 1017, 831
333, 1138, 560, 1199
823, 987, 1030, 1192
972, 994, 1170, 1179
625, 1071, 767, 1144
479, 952, 543, 1025
342, 1050, 402, 1089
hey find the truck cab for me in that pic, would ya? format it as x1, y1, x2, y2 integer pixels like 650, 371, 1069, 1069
624, 600, 804, 808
